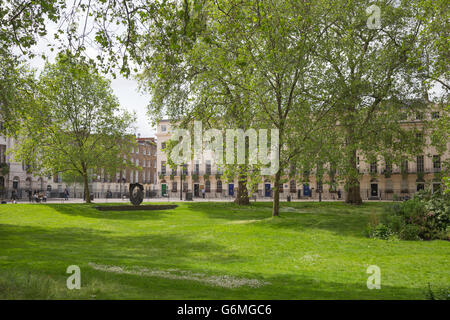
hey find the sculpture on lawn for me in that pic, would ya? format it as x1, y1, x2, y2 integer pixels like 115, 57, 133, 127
129, 183, 144, 206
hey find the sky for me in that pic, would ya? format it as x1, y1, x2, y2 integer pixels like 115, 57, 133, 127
27, 21, 157, 139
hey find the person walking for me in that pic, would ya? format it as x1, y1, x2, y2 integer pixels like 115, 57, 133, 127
28, 189, 33, 203
64, 188, 69, 201
202, 188, 206, 199
11, 190, 17, 204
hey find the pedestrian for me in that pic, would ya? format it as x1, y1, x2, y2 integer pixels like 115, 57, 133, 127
337, 189, 342, 200
202, 188, 205, 199
28, 189, 33, 203
64, 188, 69, 201
11, 190, 17, 204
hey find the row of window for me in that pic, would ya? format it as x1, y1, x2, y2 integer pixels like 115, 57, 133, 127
160, 162, 214, 175
368, 155, 441, 174
131, 146, 155, 156
131, 158, 157, 168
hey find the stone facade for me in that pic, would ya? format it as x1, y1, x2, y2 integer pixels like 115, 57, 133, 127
0, 134, 49, 200
47, 136, 157, 199
155, 108, 449, 200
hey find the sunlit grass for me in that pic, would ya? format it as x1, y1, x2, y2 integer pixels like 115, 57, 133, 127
0, 201, 448, 299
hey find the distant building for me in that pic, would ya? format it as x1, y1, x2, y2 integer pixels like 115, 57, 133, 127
0, 133, 48, 200
155, 107, 449, 200
48, 136, 157, 199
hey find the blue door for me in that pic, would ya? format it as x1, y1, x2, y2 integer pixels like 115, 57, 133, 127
228, 184, 234, 196
303, 185, 311, 197
265, 184, 271, 197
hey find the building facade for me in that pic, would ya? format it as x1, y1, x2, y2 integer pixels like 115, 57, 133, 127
155, 109, 448, 201
48, 136, 157, 199
0, 134, 49, 200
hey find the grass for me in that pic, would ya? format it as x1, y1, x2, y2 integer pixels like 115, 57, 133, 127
0, 201, 448, 299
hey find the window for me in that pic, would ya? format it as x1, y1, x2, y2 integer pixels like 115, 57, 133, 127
183, 183, 188, 192
416, 132, 424, 141
417, 183, 425, 191
194, 163, 199, 175
205, 180, 211, 193
289, 180, 296, 193
161, 161, 166, 175
433, 155, 441, 172
385, 160, 392, 173
415, 112, 424, 120
401, 160, 408, 173
279, 183, 284, 193
416, 156, 424, 173
161, 125, 167, 132
182, 164, 188, 176
432, 112, 440, 119
171, 168, 177, 176
205, 160, 211, 175
432, 183, 441, 194
161, 142, 166, 150
370, 161, 377, 174
217, 180, 222, 193
172, 182, 177, 192
317, 181, 323, 192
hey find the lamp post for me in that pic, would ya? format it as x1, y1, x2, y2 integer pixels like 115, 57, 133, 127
180, 166, 183, 201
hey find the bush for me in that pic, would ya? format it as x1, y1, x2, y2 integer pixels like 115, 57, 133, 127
368, 191, 449, 241
368, 223, 393, 240
400, 224, 421, 241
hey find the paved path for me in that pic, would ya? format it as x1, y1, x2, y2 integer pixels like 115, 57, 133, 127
2, 198, 394, 204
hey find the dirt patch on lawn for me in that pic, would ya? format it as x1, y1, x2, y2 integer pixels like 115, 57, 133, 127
88, 262, 270, 289
95, 205, 177, 211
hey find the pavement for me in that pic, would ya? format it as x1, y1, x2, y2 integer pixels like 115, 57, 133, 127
1, 197, 393, 204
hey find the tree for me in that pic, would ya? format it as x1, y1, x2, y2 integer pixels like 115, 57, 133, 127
308, 0, 432, 204
0, 0, 66, 130
132, 0, 332, 216
12, 53, 136, 203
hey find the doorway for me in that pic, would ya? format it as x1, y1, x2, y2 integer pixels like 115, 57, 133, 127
370, 184, 378, 197
161, 184, 167, 197
264, 184, 271, 197
228, 184, 234, 196
194, 184, 200, 197
303, 184, 311, 197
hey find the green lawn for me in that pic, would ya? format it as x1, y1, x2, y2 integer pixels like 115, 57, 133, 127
0, 201, 448, 299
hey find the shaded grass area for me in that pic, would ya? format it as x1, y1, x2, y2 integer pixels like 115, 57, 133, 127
0, 201, 448, 299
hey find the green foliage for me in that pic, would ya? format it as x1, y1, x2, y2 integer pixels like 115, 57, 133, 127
0, 162, 9, 176
11, 53, 136, 203
367, 223, 393, 240
369, 191, 450, 240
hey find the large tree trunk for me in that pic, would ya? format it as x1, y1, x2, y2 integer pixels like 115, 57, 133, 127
272, 169, 281, 216
234, 174, 249, 205
345, 150, 362, 205
83, 172, 91, 204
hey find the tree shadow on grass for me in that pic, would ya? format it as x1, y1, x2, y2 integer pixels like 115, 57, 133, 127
41, 203, 176, 221
183, 202, 386, 238
0, 223, 243, 270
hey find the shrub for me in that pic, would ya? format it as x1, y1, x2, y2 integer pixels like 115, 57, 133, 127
368, 191, 449, 241
400, 224, 421, 241
368, 223, 393, 240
